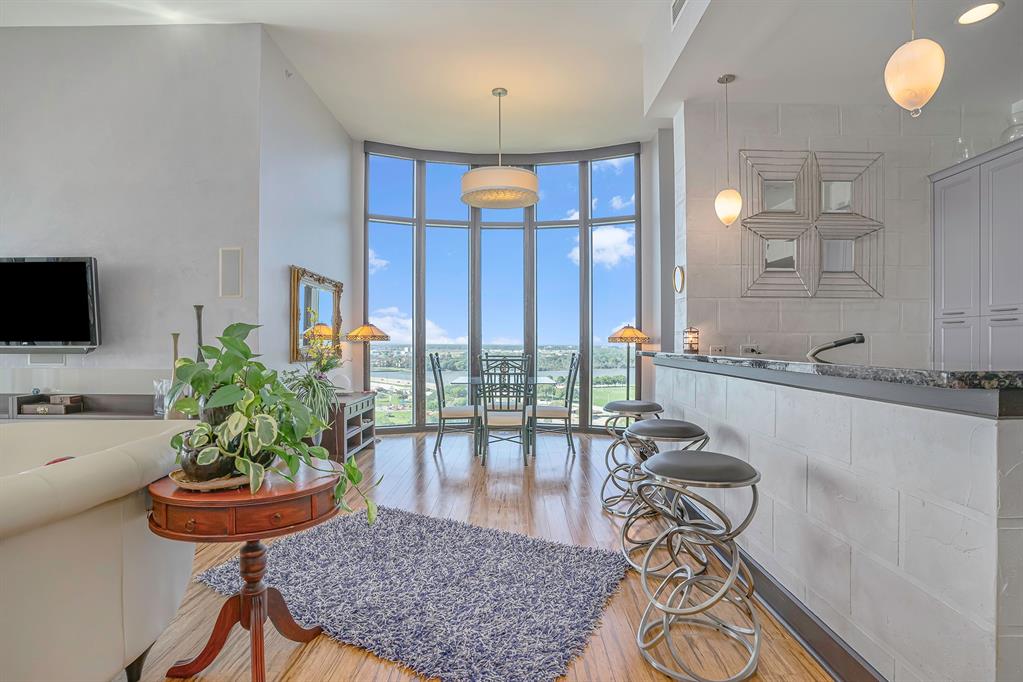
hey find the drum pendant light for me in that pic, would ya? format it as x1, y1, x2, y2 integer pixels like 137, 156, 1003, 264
884, 0, 945, 118
715, 74, 742, 227
461, 88, 539, 209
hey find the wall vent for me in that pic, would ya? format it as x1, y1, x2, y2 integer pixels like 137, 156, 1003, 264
671, 0, 688, 27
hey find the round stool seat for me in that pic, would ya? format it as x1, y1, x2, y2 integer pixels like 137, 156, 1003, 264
642, 450, 760, 488
604, 399, 663, 415
625, 418, 706, 441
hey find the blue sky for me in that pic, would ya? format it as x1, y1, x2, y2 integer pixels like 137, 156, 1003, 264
367, 155, 636, 346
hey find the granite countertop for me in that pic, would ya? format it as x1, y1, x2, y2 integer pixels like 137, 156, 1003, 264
644, 352, 1023, 390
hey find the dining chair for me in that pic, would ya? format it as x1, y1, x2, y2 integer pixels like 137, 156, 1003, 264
429, 353, 478, 455
478, 353, 532, 465
530, 352, 580, 454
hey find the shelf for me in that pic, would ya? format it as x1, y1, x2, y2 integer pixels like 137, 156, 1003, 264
348, 438, 375, 456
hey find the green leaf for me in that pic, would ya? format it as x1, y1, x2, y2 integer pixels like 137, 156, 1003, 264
175, 357, 195, 369
285, 453, 301, 477
188, 431, 210, 448
204, 384, 246, 410
224, 412, 248, 440
333, 476, 348, 501
199, 345, 222, 361
172, 396, 200, 416
308, 445, 329, 460
288, 399, 312, 438
253, 414, 278, 446
170, 432, 184, 450
215, 354, 244, 384
244, 432, 262, 459
344, 459, 363, 485
248, 460, 265, 493
218, 335, 254, 359
196, 446, 221, 465
366, 499, 378, 524
222, 322, 260, 341
234, 456, 250, 475
173, 362, 202, 385
190, 368, 217, 397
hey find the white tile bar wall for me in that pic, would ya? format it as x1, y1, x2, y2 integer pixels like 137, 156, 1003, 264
654, 367, 1023, 682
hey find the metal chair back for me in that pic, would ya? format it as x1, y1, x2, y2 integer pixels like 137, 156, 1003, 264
428, 352, 447, 410
562, 352, 581, 410
479, 353, 531, 418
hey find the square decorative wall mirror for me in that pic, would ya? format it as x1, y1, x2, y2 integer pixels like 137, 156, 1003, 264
821, 181, 853, 213
289, 265, 343, 362
763, 180, 796, 212
821, 239, 854, 272
764, 239, 797, 270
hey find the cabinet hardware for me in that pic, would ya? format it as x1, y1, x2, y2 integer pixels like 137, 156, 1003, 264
991, 318, 1019, 322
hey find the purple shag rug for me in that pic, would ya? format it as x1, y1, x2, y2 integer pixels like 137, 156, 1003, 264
196, 506, 629, 682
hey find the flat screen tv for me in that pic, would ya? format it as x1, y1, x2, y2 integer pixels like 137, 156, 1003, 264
0, 257, 101, 353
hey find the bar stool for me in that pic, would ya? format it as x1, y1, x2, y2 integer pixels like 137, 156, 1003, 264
619, 419, 709, 572
634, 449, 761, 682
599, 400, 663, 516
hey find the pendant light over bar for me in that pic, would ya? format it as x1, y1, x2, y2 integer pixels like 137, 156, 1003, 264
884, 0, 945, 118
461, 88, 539, 209
714, 74, 742, 227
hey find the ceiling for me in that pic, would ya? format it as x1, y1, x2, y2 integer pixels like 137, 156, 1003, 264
0, 0, 663, 153
649, 0, 1023, 117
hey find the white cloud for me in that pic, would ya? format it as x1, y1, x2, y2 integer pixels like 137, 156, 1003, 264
593, 157, 630, 174
568, 225, 634, 268
368, 248, 389, 274
485, 336, 523, 346
565, 209, 580, 220
610, 194, 635, 211
370, 307, 467, 345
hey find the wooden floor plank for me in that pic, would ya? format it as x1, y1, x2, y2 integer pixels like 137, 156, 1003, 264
124, 432, 830, 682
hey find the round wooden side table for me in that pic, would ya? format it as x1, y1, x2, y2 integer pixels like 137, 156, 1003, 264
148, 463, 342, 682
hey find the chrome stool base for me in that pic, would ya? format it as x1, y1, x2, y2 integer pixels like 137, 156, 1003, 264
600, 411, 661, 516
633, 459, 761, 682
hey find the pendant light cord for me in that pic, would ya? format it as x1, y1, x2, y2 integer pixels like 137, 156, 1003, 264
724, 79, 731, 185
497, 93, 503, 167
911, 0, 916, 40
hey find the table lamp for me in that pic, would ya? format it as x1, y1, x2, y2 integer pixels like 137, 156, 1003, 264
608, 324, 650, 401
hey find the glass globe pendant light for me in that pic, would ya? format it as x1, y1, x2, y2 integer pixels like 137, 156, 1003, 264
884, 0, 945, 118
461, 88, 539, 209
715, 74, 742, 227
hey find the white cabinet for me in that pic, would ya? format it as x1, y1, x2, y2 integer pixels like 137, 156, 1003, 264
980, 148, 1023, 315
932, 140, 1023, 369
981, 315, 1023, 370
934, 317, 981, 370
933, 166, 980, 317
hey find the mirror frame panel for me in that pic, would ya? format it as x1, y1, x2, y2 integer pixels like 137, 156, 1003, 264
289, 265, 343, 363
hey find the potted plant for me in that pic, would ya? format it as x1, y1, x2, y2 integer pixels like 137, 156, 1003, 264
282, 316, 346, 444
169, 322, 377, 520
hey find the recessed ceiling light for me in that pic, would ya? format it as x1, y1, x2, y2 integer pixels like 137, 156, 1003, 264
957, 2, 1003, 25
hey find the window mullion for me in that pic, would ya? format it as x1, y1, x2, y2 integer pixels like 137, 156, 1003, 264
413, 159, 427, 427
579, 160, 592, 428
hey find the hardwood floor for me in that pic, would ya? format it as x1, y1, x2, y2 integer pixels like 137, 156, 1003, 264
130, 432, 830, 682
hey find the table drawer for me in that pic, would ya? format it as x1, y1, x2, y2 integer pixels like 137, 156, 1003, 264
344, 398, 373, 419
166, 506, 231, 536
235, 498, 311, 534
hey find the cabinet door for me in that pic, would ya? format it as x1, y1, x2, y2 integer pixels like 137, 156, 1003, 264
980, 148, 1023, 315
934, 317, 980, 370
934, 167, 980, 317
981, 315, 1023, 370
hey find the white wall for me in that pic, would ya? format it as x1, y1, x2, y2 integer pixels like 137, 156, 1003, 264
0, 24, 361, 393
675, 101, 1006, 365
256, 29, 357, 389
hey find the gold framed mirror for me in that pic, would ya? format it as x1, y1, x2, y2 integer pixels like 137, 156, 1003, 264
289, 266, 343, 363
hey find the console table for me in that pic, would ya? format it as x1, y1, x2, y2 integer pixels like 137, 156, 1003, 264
148, 464, 342, 682
321, 391, 376, 461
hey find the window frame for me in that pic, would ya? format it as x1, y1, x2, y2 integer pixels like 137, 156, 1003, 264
364, 142, 641, 432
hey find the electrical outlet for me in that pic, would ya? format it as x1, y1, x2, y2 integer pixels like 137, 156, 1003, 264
740, 344, 762, 356
709, 345, 726, 355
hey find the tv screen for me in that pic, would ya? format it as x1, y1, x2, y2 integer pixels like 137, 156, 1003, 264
0, 258, 100, 347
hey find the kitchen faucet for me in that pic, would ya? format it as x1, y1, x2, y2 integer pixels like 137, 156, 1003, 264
806, 333, 865, 363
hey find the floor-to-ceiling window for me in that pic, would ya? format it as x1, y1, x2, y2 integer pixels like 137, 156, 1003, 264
365, 144, 639, 431
366, 155, 416, 426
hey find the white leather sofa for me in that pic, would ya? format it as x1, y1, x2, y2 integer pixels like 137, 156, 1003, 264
0, 420, 195, 682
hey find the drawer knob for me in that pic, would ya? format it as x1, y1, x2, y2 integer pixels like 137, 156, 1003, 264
271, 512, 283, 524
184, 518, 196, 532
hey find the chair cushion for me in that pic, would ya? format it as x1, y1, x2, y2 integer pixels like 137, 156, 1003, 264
642, 450, 760, 487
626, 418, 705, 440
603, 399, 663, 415
533, 405, 570, 418
440, 405, 477, 419
485, 412, 526, 427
